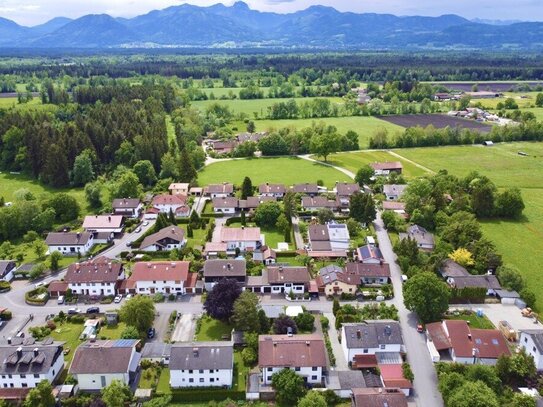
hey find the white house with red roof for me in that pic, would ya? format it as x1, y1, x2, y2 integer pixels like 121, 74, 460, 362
82, 215, 124, 234
151, 194, 190, 217
127, 261, 192, 295
219, 227, 262, 252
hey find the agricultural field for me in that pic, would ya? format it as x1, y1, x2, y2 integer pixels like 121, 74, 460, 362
377, 114, 492, 132
393, 142, 543, 308
429, 82, 543, 92
0, 96, 41, 109
245, 116, 405, 148
197, 157, 351, 188
473, 92, 541, 110
320, 150, 429, 179
192, 96, 343, 117
523, 108, 543, 121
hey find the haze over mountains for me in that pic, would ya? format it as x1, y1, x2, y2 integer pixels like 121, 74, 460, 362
1, 1, 542, 49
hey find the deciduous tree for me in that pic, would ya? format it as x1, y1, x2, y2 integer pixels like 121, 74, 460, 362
23, 380, 55, 407
133, 160, 157, 187
297, 391, 327, 407
273, 314, 297, 334
231, 291, 260, 332
119, 295, 155, 333
204, 278, 242, 321
101, 380, 131, 407
254, 201, 282, 228
355, 164, 374, 186
241, 176, 253, 200
271, 368, 307, 406
404, 272, 450, 323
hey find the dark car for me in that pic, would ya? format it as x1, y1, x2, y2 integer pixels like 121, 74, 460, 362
147, 327, 156, 339
86, 307, 100, 314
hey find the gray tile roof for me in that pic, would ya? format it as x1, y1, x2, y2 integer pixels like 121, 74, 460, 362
45, 232, 92, 246
0, 339, 64, 375
203, 260, 246, 278
141, 342, 172, 359
343, 321, 403, 349
69, 340, 139, 375
170, 342, 233, 371
522, 330, 543, 354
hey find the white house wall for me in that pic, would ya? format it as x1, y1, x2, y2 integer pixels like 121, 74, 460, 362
75, 372, 128, 391
170, 368, 233, 388
261, 366, 322, 385
0, 354, 64, 389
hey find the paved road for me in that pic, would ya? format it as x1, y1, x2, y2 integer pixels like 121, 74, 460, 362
374, 212, 444, 407
298, 154, 356, 179
171, 313, 198, 342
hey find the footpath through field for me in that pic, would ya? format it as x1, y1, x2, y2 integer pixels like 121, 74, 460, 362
387, 151, 436, 175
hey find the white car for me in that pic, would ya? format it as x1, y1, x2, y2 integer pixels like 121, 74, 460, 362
143, 221, 149, 226
135, 227, 142, 233
68, 308, 81, 315
34, 282, 46, 289
114, 295, 123, 303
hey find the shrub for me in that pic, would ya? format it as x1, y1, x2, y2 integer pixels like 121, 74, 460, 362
168, 293, 176, 302
153, 293, 165, 303
241, 347, 257, 365
169, 311, 178, 325
0, 280, 11, 292
320, 316, 329, 330
67, 315, 85, 324
46, 320, 57, 330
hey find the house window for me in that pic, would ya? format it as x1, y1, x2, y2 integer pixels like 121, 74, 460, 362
534, 347, 537, 353
189, 370, 193, 374
21, 383, 27, 388
8, 375, 11, 379
295, 367, 300, 372
380, 344, 386, 349
210, 378, 215, 383
34, 374, 39, 378
312, 367, 318, 371
267, 367, 272, 372
525, 337, 528, 343
199, 378, 204, 383
2, 384, 6, 388
311, 376, 317, 380
363, 349, 368, 354
9, 384, 13, 388
20, 374, 26, 378
199, 369, 204, 373
189, 378, 194, 383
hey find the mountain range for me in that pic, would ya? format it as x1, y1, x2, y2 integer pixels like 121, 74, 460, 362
1, 1, 543, 49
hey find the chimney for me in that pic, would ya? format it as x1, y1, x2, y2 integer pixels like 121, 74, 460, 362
193, 348, 199, 357
147, 263, 151, 268
171, 262, 176, 268
227, 263, 232, 271
468, 333, 472, 340
306, 341, 310, 346
76, 263, 80, 270
108, 216, 111, 222
77, 232, 80, 239
16, 347, 22, 358
7, 337, 11, 345
356, 329, 361, 339
33, 348, 39, 357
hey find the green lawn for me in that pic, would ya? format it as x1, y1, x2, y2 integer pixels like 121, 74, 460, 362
192, 96, 343, 118
471, 92, 541, 110
197, 157, 350, 188
0, 172, 88, 213
233, 350, 248, 392
246, 116, 404, 148
0, 97, 42, 109
186, 227, 207, 248
166, 115, 176, 143
157, 368, 170, 394
196, 316, 233, 341
523, 107, 543, 121
446, 312, 495, 329
227, 222, 292, 250
392, 142, 543, 309
320, 150, 430, 178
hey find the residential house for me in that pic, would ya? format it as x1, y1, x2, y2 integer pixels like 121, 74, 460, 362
341, 322, 404, 366
212, 197, 238, 214
425, 320, 510, 365
440, 259, 501, 296
62, 259, 124, 297
141, 342, 172, 366
336, 182, 360, 209
258, 183, 286, 199
378, 364, 413, 396
345, 262, 391, 285
301, 196, 339, 212
151, 194, 190, 218
0, 260, 17, 282
356, 245, 385, 264
126, 261, 191, 295
219, 227, 262, 253
203, 242, 228, 259
211, 140, 237, 155
351, 388, 408, 407
259, 334, 327, 385
206, 183, 234, 198
327, 222, 350, 251
203, 259, 246, 291
168, 183, 190, 196
383, 185, 407, 201
317, 265, 358, 296
238, 196, 276, 213
82, 215, 124, 234
111, 198, 142, 219
382, 201, 407, 218
399, 225, 435, 251
308, 223, 350, 254
519, 331, 543, 371
266, 266, 310, 295
139, 226, 186, 252
370, 162, 403, 176
0, 337, 65, 390
236, 132, 268, 144
292, 183, 319, 196
45, 232, 94, 257
69, 339, 141, 391
170, 342, 234, 388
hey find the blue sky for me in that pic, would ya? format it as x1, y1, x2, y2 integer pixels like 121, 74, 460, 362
1, 0, 541, 26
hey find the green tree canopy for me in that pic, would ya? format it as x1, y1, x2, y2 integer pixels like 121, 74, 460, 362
297, 391, 327, 407
404, 271, 451, 323
23, 380, 56, 407
231, 291, 260, 333
241, 176, 253, 200
355, 164, 374, 186
271, 368, 307, 406
254, 201, 283, 228
101, 380, 132, 407
70, 151, 95, 187
133, 160, 157, 187
119, 295, 155, 333
446, 381, 499, 407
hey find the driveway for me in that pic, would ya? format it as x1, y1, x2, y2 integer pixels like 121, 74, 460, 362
211, 217, 227, 243
451, 303, 541, 334
374, 212, 444, 407
291, 216, 304, 250
171, 313, 198, 342
324, 313, 348, 370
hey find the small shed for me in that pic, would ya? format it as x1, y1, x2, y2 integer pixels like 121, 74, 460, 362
285, 306, 304, 318
134, 388, 152, 401
105, 311, 119, 325
482, 140, 494, 146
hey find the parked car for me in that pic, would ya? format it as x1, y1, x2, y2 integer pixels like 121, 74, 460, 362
143, 221, 149, 226
114, 295, 123, 303
125, 241, 132, 247
34, 282, 46, 289
287, 327, 293, 337
135, 227, 142, 233
57, 295, 65, 305
86, 307, 100, 314
147, 327, 156, 339
68, 308, 81, 315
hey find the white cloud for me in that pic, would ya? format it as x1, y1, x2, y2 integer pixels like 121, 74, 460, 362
0, 0, 540, 26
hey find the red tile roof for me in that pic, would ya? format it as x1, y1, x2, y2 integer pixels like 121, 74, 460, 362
353, 354, 378, 368
220, 227, 261, 242
352, 388, 407, 407
82, 215, 123, 229
379, 364, 412, 389
370, 161, 403, 171
267, 266, 310, 284
258, 334, 327, 368
65, 261, 123, 284
425, 322, 452, 351
345, 262, 391, 278
130, 261, 190, 282
152, 194, 187, 206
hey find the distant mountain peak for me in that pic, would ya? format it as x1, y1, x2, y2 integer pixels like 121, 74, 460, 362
0, 2, 537, 49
